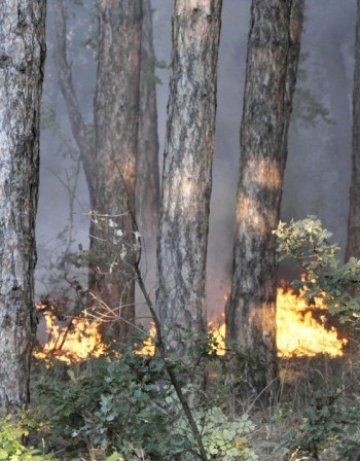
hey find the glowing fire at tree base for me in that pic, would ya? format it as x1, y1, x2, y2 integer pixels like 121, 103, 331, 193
276, 287, 347, 358
34, 308, 107, 364
35, 287, 347, 364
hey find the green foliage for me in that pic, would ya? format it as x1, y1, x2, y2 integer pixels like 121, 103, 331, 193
273, 217, 360, 460
285, 390, 360, 461
190, 408, 258, 461
274, 216, 360, 323
35, 351, 258, 461
37, 352, 170, 458
0, 413, 54, 461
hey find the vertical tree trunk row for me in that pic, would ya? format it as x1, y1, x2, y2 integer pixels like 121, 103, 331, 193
157, 0, 223, 355
54, 0, 160, 342
0, 0, 46, 408
226, 0, 304, 394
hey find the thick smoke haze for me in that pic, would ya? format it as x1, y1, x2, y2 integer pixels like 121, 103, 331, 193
37, 0, 356, 319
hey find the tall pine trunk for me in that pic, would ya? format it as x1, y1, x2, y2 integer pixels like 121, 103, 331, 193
347, 0, 360, 260
136, 0, 160, 243
226, 0, 304, 395
0, 0, 46, 408
157, 0, 222, 356
54, 0, 143, 341
92, 0, 143, 340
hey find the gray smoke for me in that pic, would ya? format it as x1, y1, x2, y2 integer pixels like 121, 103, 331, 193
37, 0, 357, 319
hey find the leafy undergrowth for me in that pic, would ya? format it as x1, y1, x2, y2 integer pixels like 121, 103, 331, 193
25, 349, 260, 461
3, 329, 360, 460
249, 355, 360, 461
2, 352, 360, 460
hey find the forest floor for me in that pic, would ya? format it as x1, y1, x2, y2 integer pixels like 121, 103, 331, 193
26, 342, 360, 460
249, 354, 360, 460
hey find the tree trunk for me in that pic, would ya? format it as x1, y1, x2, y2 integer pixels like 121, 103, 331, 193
157, 0, 222, 356
92, 0, 143, 341
136, 0, 160, 244
53, 0, 95, 204
347, 0, 360, 260
0, 0, 46, 409
54, 0, 143, 342
226, 0, 304, 396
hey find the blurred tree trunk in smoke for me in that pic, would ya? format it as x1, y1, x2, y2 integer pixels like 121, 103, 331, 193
226, 0, 304, 397
347, 0, 360, 260
136, 0, 160, 245
157, 0, 222, 358
54, 0, 143, 341
0, 0, 46, 409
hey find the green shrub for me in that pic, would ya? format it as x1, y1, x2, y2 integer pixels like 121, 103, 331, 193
274, 216, 360, 323
0, 413, 54, 461
36, 350, 258, 460
285, 390, 360, 461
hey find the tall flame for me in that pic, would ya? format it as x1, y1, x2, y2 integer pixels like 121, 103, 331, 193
207, 288, 347, 358
276, 287, 347, 357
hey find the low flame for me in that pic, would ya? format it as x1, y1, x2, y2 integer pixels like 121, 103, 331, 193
34, 307, 107, 364
134, 324, 157, 356
35, 287, 347, 363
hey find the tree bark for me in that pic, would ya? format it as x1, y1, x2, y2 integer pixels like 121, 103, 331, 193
347, 0, 360, 260
136, 0, 160, 244
157, 0, 222, 355
92, 0, 143, 340
54, 0, 143, 341
226, 0, 304, 395
0, 0, 46, 409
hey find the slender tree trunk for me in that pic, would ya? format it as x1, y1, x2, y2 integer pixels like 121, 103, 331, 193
347, 0, 360, 260
54, 0, 143, 341
136, 0, 160, 244
0, 0, 46, 409
226, 0, 304, 396
92, 0, 143, 340
53, 0, 95, 204
157, 0, 222, 356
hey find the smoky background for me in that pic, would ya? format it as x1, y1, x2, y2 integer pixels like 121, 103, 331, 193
36, 0, 356, 319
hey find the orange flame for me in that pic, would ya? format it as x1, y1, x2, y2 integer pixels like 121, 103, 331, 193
134, 324, 157, 356
276, 287, 347, 357
207, 288, 347, 358
34, 307, 107, 364
35, 286, 347, 363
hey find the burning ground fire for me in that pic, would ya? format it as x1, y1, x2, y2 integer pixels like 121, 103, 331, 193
34, 308, 107, 364
34, 287, 347, 364
276, 287, 347, 358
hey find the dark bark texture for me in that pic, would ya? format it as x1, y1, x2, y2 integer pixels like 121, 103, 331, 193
54, 0, 143, 341
347, 0, 360, 260
136, 0, 160, 243
92, 0, 142, 340
157, 0, 222, 354
0, 0, 46, 408
226, 0, 304, 393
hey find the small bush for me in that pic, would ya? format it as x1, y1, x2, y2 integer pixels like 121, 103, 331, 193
0, 413, 54, 461
285, 389, 360, 460
35, 350, 258, 460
